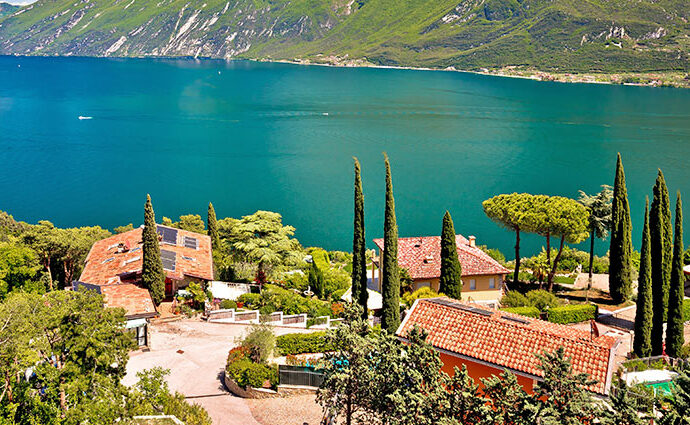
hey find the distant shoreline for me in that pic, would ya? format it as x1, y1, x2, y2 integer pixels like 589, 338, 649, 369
3, 53, 687, 89
258, 57, 689, 89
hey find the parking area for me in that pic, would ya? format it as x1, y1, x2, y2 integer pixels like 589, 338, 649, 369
123, 319, 315, 425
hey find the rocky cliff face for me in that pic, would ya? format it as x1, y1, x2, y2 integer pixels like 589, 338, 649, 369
0, 0, 688, 73
0, 0, 344, 58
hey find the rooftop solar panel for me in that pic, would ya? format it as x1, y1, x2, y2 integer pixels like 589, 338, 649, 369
501, 314, 530, 325
157, 226, 178, 245
161, 249, 176, 271
428, 298, 494, 316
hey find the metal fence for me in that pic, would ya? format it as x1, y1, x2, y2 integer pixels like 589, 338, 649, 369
279, 365, 324, 388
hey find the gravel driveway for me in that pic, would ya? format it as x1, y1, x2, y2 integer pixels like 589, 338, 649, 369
123, 319, 315, 425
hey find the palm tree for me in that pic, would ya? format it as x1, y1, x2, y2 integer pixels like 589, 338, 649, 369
578, 185, 613, 280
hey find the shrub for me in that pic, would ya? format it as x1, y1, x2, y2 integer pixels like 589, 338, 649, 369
241, 362, 278, 388
547, 304, 597, 324
479, 246, 506, 265
402, 287, 441, 307
240, 325, 275, 363
225, 345, 278, 389
501, 306, 540, 318
276, 332, 332, 355
683, 299, 690, 322
322, 267, 351, 300
500, 291, 529, 308
680, 344, 690, 359
237, 293, 261, 307
622, 359, 648, 372
227, 358, 278, 389
526, 290, 561, 311
505, 271, 534, 283
552, 275, 575, 285
238, 284, 333, 318
220, 299, 237, 310
331, 288, 347, 302
227, 346, 250, 364
282, 270, 308, 291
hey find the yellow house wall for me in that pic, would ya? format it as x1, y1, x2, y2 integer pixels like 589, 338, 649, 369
412, 275, 504, 302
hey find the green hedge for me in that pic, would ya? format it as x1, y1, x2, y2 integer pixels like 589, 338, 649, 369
547, 304, 597, 324
276, 332, 332, 355
226, 358, 278, 389
501, 306, 541, 318
683, 299, 690, 322
225, 346, 278, 389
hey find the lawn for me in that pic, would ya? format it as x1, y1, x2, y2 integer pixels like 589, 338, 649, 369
557, 287, 634, 311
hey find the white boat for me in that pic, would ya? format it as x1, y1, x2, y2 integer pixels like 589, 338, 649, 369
78, 116, 92, 120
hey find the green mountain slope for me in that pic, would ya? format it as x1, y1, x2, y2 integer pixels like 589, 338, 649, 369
0, 2, 20, 19
0, 0, 688, 73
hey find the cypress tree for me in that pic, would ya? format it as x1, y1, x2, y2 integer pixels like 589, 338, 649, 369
381, 153, 400, 333
666, 192, 685, 358
650, 170, 673, 355
352, 158, 368, 319
439, 211, 463, 299
142, 194, 165, 305
609, 153, 633, 304
308, 259, 325, 299
633, 198, 653, 357
208, 202, 220, 250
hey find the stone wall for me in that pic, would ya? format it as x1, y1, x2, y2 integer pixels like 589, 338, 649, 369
223, 372, 316, 399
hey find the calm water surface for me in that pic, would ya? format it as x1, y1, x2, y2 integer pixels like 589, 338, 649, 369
1, 56, 689, 256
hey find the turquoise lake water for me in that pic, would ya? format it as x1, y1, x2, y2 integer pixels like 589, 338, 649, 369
1, 56, 689, 257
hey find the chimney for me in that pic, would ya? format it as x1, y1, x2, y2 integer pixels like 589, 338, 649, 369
468, 236, 476, 248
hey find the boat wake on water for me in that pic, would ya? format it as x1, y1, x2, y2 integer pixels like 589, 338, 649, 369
78, 116, 93, 120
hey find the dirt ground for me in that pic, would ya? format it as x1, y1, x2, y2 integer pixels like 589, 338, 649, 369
247, 395, 323, 425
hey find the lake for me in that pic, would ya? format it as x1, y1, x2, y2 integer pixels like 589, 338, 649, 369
1, 56, 689, 258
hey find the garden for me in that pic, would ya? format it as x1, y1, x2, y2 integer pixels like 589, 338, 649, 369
500, 289, 598, 324
225, 326, 331, 393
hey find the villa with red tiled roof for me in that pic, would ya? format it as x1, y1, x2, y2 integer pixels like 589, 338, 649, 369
373, 235, 510, 306
75, 224, 213, 347
397, 298, 621, 395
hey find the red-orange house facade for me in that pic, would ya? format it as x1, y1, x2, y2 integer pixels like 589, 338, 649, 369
396, 298, 621, 396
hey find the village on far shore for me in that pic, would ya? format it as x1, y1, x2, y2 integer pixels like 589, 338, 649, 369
2, 153, 690, 425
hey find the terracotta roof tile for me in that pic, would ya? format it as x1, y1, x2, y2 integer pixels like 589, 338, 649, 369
373, 235, 510, 279
100, 283, 157, 318
396, 298, 618, 395
79, 225, 213, 286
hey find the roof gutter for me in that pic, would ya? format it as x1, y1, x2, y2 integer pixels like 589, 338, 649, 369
126, 312, 158, 320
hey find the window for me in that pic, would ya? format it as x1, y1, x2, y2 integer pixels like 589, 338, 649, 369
416, 281, 431, 290
469, 279, 476, 290
183, 236, 198, 249
123, 256, 140, 265
489, 277, 495, 289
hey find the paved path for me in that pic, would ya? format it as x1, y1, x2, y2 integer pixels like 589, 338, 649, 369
123, 319, 313, 425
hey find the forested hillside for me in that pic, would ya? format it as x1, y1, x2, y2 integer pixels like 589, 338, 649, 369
0, 0, 688, 73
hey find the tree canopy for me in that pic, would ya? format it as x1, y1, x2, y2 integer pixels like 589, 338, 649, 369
484, 193, 589, 289
0, 290, 211, 424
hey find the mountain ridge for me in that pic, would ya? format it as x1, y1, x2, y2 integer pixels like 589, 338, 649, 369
0, 2, 19, 18
0, 0, 688, 76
